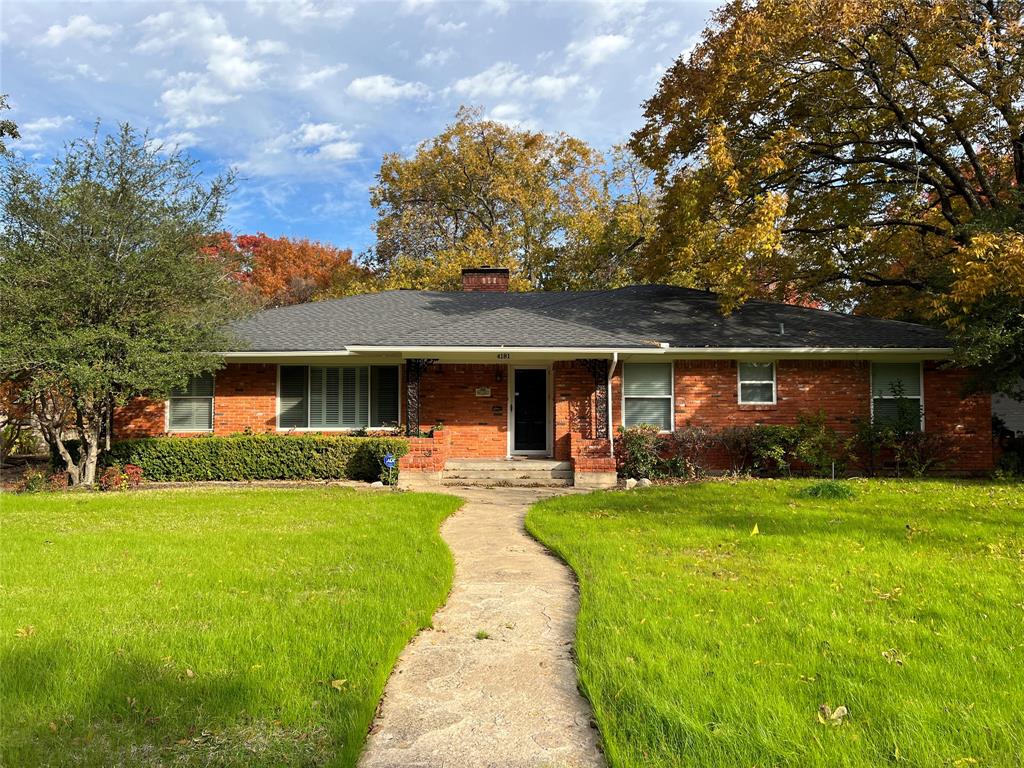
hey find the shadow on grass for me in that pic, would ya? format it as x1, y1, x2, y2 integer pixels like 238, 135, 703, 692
1, 642, 328, 767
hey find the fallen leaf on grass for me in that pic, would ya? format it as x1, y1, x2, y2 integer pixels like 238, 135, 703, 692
48, 722, 57, 734
751, 524, 759, 536
330, 679, 347, 691
818, 704, 849, 726
882, 648, 905, 665
15, 625, 35, 638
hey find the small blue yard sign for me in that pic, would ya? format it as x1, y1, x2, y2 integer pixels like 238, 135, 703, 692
382, 452, 397, 469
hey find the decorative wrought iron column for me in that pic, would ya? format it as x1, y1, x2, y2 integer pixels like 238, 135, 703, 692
579, 359, 610, 439
404, 359, 436, 436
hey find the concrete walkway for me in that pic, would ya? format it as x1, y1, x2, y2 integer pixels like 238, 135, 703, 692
359, 486, 605, 768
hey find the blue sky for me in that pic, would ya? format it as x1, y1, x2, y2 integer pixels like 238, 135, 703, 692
2, 0, 715, 255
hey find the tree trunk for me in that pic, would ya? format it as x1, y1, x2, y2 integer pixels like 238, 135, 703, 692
76, 427, 102, 486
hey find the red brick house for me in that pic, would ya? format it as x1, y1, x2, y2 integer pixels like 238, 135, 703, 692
114, 267, 993, 487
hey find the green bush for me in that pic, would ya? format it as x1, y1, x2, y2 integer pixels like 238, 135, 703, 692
718, 425, 799, 476
794, 411, 846, 476
105, 434, 410, 483
616, 425, 665, 479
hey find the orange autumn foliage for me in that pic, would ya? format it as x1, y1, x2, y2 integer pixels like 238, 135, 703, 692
205, 232, 372, 307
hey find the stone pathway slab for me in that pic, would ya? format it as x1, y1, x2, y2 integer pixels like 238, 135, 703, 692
359, 486, 605, 768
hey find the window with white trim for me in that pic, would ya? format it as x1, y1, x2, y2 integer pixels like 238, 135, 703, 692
168, 373, 214, 432
738, 362, 776, 404
623, 363, 673, 431
278, 365, 400, 430
871, 363, 922, 427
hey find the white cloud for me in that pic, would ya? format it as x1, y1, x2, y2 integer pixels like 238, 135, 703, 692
346, 75, 429, 102
248, 0, 354, 26
39, 14, 119, 47
151, 131, 201, 151
428, 19, 467, 33
451, 62, 579, 102
254, 39, 288, 55
486, 103, 537, 129
160, 79, 240, 129
295, 64, 347, 90
240, 121, 361, 176
18, 115, 75, 150
566, 34, 631, 67
74, 62, 106, 81
481, 0, 510, 15
135, 8, 224, 53
207, 34, 267, 89
138, 7, 275, 129
418, 47, 455, 67
22, 115, 74, 133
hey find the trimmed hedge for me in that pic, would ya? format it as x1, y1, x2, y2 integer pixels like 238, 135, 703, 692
105, 434, 410, 483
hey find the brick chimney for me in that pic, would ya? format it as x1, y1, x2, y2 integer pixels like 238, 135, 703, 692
461, 266, 510, 292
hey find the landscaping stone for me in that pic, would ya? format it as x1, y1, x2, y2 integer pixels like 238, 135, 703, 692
359, 485, 605, 768
625, 478, 638, 489
637, 478, 653, 488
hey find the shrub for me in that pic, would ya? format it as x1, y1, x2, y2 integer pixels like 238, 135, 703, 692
846, 418, 887, 476
891, 430, 951, 477
99, 462, 144, 491
670, 424, 716, 479
105, 434, 410, 483
750, 425, 800, 475
616, 425, 665, 479
795, 480, 856, 500
794, 411, 846, 477
17, 469, 49, 493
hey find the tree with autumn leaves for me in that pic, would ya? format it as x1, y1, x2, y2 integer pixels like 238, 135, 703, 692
367, 107, 659, 291
207, 232, 374, 308
629, 0, 1023, 394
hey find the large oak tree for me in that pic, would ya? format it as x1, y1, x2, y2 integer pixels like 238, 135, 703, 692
369, 107, 658, 291
632, 0, 1023, 393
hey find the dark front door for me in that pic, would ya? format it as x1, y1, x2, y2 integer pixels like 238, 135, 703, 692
513, 368, 547, 453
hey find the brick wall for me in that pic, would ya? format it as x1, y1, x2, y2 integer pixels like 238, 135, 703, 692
418, 363, 508, 458
211, 363, 277, 434
113, 397, 166, 438
923, 362, 993, 472
112, 359, 993, 473
607, 359, 992, 473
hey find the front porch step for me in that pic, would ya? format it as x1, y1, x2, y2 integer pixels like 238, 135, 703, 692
441, 459, 573, 487
442, 477, 573, 488
444, 459, 571, 472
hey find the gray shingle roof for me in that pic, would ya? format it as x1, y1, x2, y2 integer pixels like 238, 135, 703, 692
228, 284, 949, 352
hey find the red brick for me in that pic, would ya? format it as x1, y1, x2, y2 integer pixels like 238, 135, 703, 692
114, 359, 994, 473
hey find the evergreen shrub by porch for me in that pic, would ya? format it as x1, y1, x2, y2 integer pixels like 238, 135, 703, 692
106, 434, 409, 483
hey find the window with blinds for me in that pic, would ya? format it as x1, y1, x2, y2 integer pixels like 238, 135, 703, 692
871, 363, 923, 428
738, 362, 776, 404
623, 363, 673, 431
168, 372, 214, 431
281, 365, 399, 429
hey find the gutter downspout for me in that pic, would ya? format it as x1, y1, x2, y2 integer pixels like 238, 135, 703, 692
608, 352, 618, 458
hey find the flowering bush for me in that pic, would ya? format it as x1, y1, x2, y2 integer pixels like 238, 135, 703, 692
99, 463, 144, 491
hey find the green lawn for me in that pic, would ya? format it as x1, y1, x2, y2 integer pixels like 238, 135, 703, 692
527, 480, 1024, 768
1, 487, 461, 767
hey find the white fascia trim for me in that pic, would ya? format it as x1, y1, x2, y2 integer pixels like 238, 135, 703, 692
344, 345, 669, 355
224, 345, 953, 357
223, 350, 353, 358
663, 347, 954, 356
